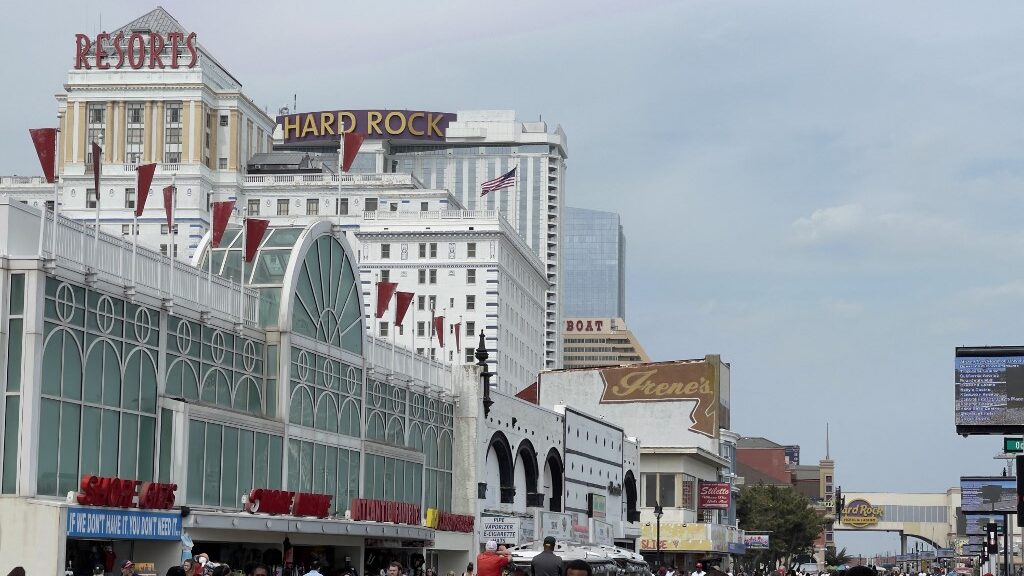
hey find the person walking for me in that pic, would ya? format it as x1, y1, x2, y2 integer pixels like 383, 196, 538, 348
122, 561, 139, 576
463, 563, 474, 576
532, 537, 563, 576
476, 540, 512, 576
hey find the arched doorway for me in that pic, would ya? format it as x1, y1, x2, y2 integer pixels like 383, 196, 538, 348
543, 448, 564, 512
624, 470, 639, 522
485, 431, 515, 504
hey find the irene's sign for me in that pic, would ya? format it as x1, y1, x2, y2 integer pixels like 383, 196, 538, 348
598, 360, 720, 437
278, 110, 457, 143
75, 32, 199, 70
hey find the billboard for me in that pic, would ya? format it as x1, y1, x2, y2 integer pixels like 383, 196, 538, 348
965, 514, 1005, 535
960, 476, 1016, 513
955, 347, 1024, 434
699, 482, 731, 509
784, 445, 801, 465
743, 534, 770, 549
278, 110, 457, 144
598, 357, 728, 438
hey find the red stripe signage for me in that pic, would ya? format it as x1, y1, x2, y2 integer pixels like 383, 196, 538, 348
350, 498, 421, 525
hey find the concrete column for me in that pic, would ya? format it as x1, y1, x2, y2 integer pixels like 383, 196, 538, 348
900, 532, 907, 554
143, 101, 153, 163
182, 100, 192, 163
17, 267, 46, 496
228, 109, 240, 171
155, 101, 165, 163
115, 101, 126, 163
58, 109, 67, 175
104, 101, 114, 162
75, 101, 86, 163
208, 107, 219, 170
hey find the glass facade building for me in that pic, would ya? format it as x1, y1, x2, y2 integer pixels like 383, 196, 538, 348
562, 207, 626, 319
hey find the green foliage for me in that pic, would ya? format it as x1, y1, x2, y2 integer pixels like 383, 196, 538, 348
737, 483, 828, 567
825, 546, 851, 567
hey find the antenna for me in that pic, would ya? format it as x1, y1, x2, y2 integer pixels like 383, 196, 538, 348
826, 422, 830, 459
293, 94, 297, 113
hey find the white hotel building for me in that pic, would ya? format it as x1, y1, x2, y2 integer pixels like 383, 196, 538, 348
0, 8, 553, 393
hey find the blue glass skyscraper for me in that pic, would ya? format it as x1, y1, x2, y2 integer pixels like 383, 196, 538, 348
562, 206, 626, 319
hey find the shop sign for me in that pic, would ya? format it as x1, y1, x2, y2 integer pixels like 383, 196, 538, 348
698, 482, 731, 510
598, 360, 721, 438
481, 515, 520, 544
66, 507, 181, 541
135, 564, 157, 576
591, 519, 613, 545
244, 488, 332, 518
587, 493, 607, 519
77, 475, 177, 510
728, 542, 747, 555
540, 511, 572, 540
841, 499, 883, 528
571, 511, 590, 543
351, 498, 420, 525
565, 319, 607, 333
424, 508, 474, 533
743, 534, 770, 549
279, 110, 457, 143
74, 32, 199, 70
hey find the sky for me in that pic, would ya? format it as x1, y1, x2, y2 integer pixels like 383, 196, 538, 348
3, 0, 1024, 555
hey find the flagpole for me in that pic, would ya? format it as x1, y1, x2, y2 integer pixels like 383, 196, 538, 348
239, 213, 246, 325
391, 293, 397, 375
338, 120, 344, 227
92, 150, 101, 268
411, 301, 417, 381
371, 274, 378, 371
168, 174, 177, 302
38, 128, 60, 259
50, 166, 60, 262
131, 208, 138, 287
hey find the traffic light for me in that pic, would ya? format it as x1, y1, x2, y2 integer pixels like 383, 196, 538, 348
986, 522, 999, 555
1017, 456, 1024, 526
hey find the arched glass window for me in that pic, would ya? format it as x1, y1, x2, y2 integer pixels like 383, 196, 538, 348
291, 236, 363, 354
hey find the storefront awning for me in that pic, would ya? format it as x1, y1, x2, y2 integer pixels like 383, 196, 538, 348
185, 510, 434, 541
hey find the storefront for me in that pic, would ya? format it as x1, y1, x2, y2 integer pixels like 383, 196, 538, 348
65, 505, 183, 575
639, 522, 740, 571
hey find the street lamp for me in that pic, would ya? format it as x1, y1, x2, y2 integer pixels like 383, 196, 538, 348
655, 501, 664, 569
475, 332, 494, 417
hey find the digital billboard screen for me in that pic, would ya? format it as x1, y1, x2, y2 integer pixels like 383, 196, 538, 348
960, 477, 1016, 513
965, 514, 1004, 535
955, 347, 1024, 434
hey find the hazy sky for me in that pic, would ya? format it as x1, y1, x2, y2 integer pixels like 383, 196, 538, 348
3, 0, 1023, 554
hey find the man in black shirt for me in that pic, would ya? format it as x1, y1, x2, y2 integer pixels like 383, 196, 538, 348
532, 537, 563, 576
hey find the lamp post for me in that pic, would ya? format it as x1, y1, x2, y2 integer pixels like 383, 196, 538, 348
655, 501, 664, 569
476, 332, 494, 417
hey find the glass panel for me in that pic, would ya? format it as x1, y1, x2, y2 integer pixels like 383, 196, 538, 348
348, 452, 360, 509
158, 409, 173, 483
100, 409, 119, 476
123, 351, 142, 411
644, 474, 657, 507
58, 403, 81, 495
337, 448, 349, 514
9, 274, 25, 315
405, 461, 417, 505
204, 424, 222, 506
299, 440, 313, 492
254, 433, 269, 489
62, 332, 82, 400
102, 344, 120, 408
238, 429, 254, 492
139, 352, 157, 413
137, 416, 155, 481
268, 435, 283, 489
41, 330, 62, 395
384, 458, 396, 501
6, 319, 22, 393
37, 399, 60, 495
2, 396, 20, 493
325, 447, 337, 502
187, 420, 205, 504
221, 427, 239, 507
313, 443, 326, 494
119, 413, 138, 479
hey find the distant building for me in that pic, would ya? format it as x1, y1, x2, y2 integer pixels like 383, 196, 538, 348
562, 317, 649, 368
562, 207, 626, 319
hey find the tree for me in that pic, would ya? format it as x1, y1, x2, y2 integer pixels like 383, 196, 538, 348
737, 484, 828, 571
825, 546, 852, 567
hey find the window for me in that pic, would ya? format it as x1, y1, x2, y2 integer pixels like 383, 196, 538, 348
124, 188, 136, 210
379, 322, 389, 337
164, 102, 182, 164
429, 349, 436, 360
338, 198, 349, 215
365, 198, 378, 212
160, 224, 179, 235
381, 244, 391, 259
219, 115, 229, 127
418, 270, 426, 284
86, 189, 96, 209
467, 242, 477, 258
417, 296, 426, 311
420, 202, 429, 211
277, 199, 289, 216
429, 243, 438, 258
644, 474, 658, 507
121, 225, 130, 235
418, 243, 427, 258
218, 158, 228, 170
125, 102, 144, 164
466, 321, 476, 336
248, 199, 260, 216
428, 270, 437, 284
380, 270, 390, 283
465, 348, 475, 362
681, 474, 696, 510
167, 104, 181, 124
428, 296, 436, 311
389, 203, 398, 212
466, 295, 476, 310
160, 244, 180, 257
417, 322, 425, 337
466, 269, 476, 284
416, 348, 424, 356
86, 103, 105, 163
825, 475, 833, 483
306, 199, 319, 215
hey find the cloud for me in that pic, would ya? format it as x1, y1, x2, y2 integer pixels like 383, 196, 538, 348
789, 204, 867, 246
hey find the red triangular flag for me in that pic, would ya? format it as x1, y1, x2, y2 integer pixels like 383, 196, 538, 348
135, 163, 156, 218
244, 219, 270, 262
28, 129, 57, 184
375, 281, 398, 319
394, 292, 414, 327
454, 322, 461, 353
210, 201, 235, 248
162, 185, 175, 230
433, 315, 445, 349
91, 142, 102, 207
342, 132, 365, 172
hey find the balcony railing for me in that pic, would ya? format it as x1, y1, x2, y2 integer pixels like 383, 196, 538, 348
244, 173, 423, 188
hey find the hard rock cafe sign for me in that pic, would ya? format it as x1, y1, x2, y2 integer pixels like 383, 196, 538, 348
842, 499, 884, 528
598, 360, 721, 438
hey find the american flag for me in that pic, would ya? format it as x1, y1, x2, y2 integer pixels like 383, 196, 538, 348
480, 166, 517, 196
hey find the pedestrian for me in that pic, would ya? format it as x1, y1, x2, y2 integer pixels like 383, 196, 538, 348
122, 561, 139, 576
464, 563, 475, 576
476, 540, 512, 576
692, 564, 707, 576
253, 566, 271, 576
183, 560, 198, 576
212, 566, 232, 576
388, 563, 403, 576
564, 560, 593, 576
532, 536, 563, 576
7, 568, 25, 576
306, 562, 325, 576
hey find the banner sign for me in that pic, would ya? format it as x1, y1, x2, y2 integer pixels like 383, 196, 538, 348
278, 110, 457, 143
743, 534, 770, 549
67, 507, 181, 540
350, 498, 420, 524
481, 515, 520, 544
699, 482, 731, 509
588, 493, 607, 519
540, 511, 572, 540
591, 519, 613, 545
